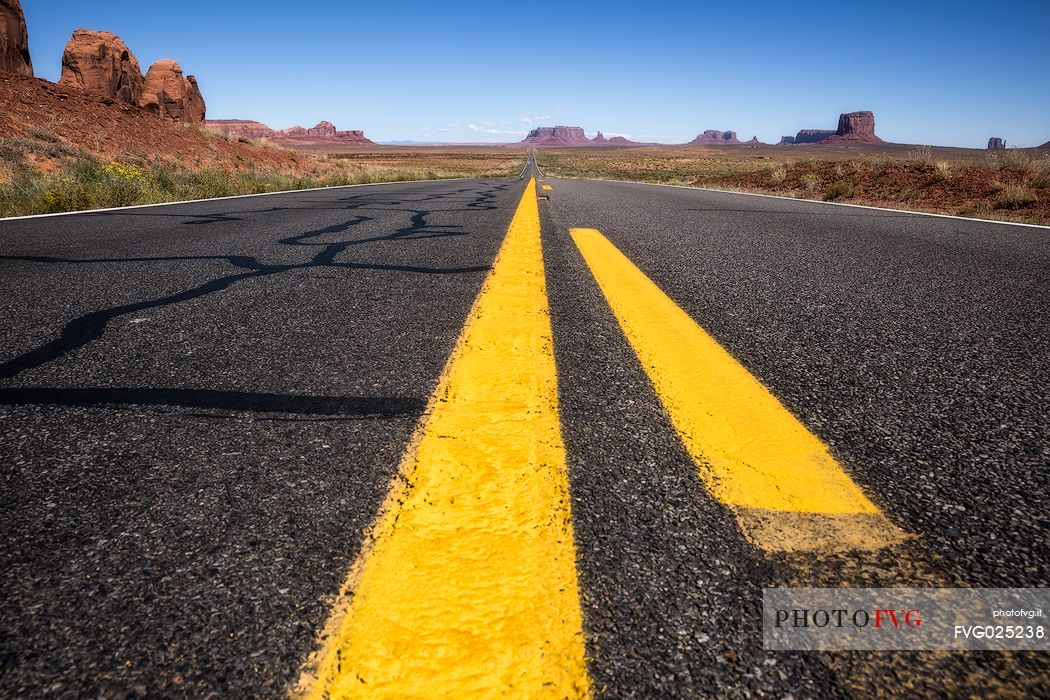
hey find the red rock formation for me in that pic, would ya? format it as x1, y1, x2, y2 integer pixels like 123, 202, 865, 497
518, 126, 642, 147
205, 119, 276, 140
689, 129, 742, 145
793, 129, 836, 144
303, 121, 336, 138
205, 119, 373, 145
279, 121, 369, 141
519, 126, 594, 146
0, 0, 32, 76
790, 111, 883, 145
1039, 140, 1050, 150
987, 137, 1006, 150
277, 121, 371, 143
331, 128, 370, 144
139, 59, 206, 123
821, 111, 882, 143
0, 72, 305, 173
778, 135, 795, 145
186, 75, 205, 123
58, 29, 144, 105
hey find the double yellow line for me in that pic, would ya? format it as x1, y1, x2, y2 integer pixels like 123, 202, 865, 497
298, 179, 906, 698
570, 229, 906, 554
297, 179, 590, 699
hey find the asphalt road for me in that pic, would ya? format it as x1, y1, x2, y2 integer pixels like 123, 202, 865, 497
1, 170, 1047, 697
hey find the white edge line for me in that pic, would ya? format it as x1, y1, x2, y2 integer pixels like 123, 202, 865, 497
553, 176, 1050, 231
0, 176, 509, 222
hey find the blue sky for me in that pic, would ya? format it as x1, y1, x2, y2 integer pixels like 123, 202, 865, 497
21, 0, 1050, 147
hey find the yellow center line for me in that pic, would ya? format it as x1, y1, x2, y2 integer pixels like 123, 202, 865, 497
297, 181, 590, 699
569, 228, 908, 553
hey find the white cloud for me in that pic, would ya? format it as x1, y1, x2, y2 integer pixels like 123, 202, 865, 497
519, 115, 552, 125
467, 123, 528, 136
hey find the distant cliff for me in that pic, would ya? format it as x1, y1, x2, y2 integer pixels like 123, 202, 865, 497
206, 119, 373, 145
689, 130, 741, 145
786, 111, 882, 145
517, 126, 641, 147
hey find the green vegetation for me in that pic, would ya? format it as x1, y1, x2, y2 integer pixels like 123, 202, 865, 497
798, 173, 819, 192
823, 179, 857, 201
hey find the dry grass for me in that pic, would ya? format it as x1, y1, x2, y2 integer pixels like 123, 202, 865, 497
799, 173, 819, 192
186, 122, 235, 142
322, 148, 523, 181
907, 145, 935, 170
0, 140, 522, 217
987, 149, 1044, 175
994, 185, 1039, 209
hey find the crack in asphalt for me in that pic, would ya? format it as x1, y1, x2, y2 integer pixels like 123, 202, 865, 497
0, 183, 510, 383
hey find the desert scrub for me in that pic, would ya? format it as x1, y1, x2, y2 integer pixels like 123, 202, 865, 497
0, 152, 516, 217
769, 164, 787, 185
0, 158, 149, 213
935, 161, 952, 180
1035, 159, 1050, 188
0, 135, 86, 162
36, 179, 94, 212
987, 150, 1041, 175
824, 179, 857, 201
994, 185, 1038, 209
908, 145, 935, 170
799, 173, 819, 192
103, 161, 145, 179
25, 127, 63, 143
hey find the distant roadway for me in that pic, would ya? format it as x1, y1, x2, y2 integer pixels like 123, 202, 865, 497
1, 156, 1047, 697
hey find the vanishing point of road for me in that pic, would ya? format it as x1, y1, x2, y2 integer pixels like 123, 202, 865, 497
2, 156, 1047, 697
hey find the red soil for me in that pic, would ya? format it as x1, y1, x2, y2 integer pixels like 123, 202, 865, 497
0, 73, 303, 171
